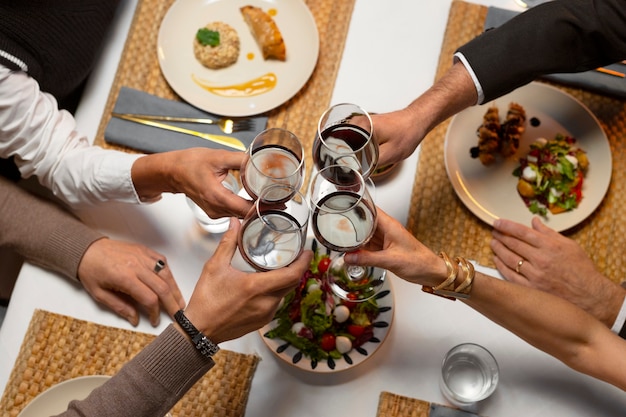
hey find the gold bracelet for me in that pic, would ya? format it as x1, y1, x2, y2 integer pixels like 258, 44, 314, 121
422, 254, 475, 301
422, 252, 458, 300
453, 257, 474, 297
432, 252, 457, 291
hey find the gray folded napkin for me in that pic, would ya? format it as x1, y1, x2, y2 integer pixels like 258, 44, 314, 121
104, 87, 268, 153
484, 7, 626, 99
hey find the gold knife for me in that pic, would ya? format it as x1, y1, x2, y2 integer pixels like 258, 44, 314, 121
112, 113, 247, 151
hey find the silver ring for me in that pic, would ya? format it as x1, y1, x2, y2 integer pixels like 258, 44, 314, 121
154, 259, 166, 274
515, 259, 524, 274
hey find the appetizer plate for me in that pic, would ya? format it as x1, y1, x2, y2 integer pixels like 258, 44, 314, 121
158, 0, 319, 116
444, 82, 612, 232
18, 375, 110, 417
258, 239, 394, 373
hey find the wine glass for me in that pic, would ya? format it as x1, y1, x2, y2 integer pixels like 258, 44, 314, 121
238, 184, 310, 271
309, 165, 386, 301
313, 103, 379, 181
240, 128, 305, 202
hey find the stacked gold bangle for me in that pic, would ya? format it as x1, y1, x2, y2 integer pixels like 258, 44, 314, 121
422, 252, 475, 300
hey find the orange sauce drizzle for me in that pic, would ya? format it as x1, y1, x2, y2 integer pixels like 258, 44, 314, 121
192, 72, 277, 97
268, 8, 277, 16
246, 52, 255, 60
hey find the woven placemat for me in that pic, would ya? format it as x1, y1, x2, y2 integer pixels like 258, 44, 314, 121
377, 392, 431, 417
406, 1, 626, 284
0, 309, 260, 417
93, 0, 356, 186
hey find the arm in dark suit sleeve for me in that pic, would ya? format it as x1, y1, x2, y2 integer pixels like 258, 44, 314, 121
457, 0, 626, 102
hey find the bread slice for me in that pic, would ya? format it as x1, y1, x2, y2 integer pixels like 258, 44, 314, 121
240, 5, 286, 61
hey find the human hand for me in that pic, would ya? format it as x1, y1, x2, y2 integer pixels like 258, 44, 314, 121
183, 218, 313, 344
132, 148, 254, 219
77, 238, 186, 327
373, 110, 423, 167
491, 217, 626, 326
343, 209, 447, 287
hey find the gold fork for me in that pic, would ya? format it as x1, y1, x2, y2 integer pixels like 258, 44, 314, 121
111, 113, 254, 134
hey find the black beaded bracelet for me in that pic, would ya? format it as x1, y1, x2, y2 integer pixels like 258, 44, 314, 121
174, 310, 220, 358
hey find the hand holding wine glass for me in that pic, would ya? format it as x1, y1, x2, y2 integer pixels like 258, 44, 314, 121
309, 165, 385, 301
240, 128, 305, 202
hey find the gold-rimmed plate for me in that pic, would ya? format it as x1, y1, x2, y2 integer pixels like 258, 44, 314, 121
157, 0, 319, 116
444, 82, 612, 232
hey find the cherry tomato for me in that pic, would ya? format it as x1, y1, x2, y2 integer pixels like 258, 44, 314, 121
347, 324, 366, 337
318, 257, 331, 273
342, 293, 359, 310
320, 333, 336, 351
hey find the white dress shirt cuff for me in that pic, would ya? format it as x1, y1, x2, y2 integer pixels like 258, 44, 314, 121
610, 292, 626, 335
453, 52, 484, 105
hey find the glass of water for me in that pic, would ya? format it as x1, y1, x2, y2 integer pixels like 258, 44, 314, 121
237, 184, 310, 271
187, 173, 239, 234
439, 343, 499, 411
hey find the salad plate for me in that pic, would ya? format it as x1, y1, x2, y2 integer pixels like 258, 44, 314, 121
18, 375, 110, 417
258, 239, 394, 373
444, 82, 612, 232
157, 0, 319, 116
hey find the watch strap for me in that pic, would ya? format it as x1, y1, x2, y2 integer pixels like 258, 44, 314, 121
174, 309, 220, 358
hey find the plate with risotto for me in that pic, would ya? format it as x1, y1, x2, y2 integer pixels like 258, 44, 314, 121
444, 82, 612, 232
158, 0, 319, 117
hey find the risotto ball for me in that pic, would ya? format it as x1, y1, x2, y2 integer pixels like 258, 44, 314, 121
193, 21, 240, 69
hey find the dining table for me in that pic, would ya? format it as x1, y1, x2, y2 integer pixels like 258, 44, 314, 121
2, 0, 626, 416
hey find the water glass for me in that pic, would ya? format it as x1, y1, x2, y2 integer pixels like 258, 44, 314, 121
187, 173, 239, 234
439, 343, 499, 411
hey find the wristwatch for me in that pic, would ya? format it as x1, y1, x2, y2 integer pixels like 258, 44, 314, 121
174, 310, 220, 358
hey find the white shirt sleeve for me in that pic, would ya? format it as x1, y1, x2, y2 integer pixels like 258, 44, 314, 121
453, 52, 484, 105
0, 65, 145, 207
610, 292, 626, 335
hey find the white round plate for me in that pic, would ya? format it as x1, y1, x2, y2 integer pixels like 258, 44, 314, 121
444, 82, 612, 232
18, 375, 110, 417
258, 238, 394, 373
157, 0, 319, 116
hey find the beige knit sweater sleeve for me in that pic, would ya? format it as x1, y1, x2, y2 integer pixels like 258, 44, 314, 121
0, 176, 104, 281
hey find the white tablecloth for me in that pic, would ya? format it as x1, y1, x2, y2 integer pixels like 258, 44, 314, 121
1, 1, 626, 416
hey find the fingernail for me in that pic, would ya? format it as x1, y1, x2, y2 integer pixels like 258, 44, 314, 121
127, 314, 139, 327
344, 253, 355, 264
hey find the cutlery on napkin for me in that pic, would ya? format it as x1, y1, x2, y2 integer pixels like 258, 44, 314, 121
484, 7, 626, 99
104, 87, 268, 153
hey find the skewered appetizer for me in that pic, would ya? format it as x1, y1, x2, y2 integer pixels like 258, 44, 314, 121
471, 102, 526, 165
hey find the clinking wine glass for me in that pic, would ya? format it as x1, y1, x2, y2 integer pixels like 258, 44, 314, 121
240, 127, 305, 202
313, 103, 379, 181
309, 165, 386, 302
238, 184, 310, 271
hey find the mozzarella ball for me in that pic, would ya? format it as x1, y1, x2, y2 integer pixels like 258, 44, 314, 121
335, 336, 352, 354
333, 305, 350, 323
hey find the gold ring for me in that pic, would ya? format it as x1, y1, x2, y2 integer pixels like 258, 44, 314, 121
515, 259, 524, 274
